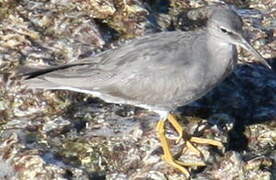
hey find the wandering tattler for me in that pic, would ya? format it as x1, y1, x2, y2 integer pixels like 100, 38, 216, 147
20, 7, 270, 177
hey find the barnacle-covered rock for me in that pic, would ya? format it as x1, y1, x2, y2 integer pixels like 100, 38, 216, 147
0, 0, 275, 179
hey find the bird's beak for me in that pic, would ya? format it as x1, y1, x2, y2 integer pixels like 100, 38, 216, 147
238, 35, 271, 69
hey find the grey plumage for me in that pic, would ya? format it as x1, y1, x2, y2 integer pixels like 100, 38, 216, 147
21, 7, 270, 113
19, 7, 272, 176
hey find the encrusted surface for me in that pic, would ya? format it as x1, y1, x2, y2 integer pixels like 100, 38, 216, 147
0, 0, 275, 179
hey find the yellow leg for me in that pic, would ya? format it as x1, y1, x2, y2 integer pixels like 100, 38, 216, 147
167, 114, 201, 155
156, 113, 224, 176
167, 114, 183, 143
185, 140, 202, 156
190, 137, 223, 147
156, 119, 190, 177
167, 114, 223, 149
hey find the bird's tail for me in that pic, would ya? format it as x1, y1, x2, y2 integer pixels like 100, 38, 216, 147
17, 63, 88, 79
16, 63, 87, 89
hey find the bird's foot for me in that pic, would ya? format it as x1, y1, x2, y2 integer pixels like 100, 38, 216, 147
182, 137, 223, 156
156, 119, 190, 177
190, 136, 224, 147
168, 113, 223, 154
157, 113, 223, 177
167, 113, 183, 143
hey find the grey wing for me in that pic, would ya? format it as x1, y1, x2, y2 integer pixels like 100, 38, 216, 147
22, 62, 116, 89
92, 31, 205, 107
23, 31, 203, 107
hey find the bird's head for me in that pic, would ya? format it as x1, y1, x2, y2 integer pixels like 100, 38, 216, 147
207, 8, 271, 69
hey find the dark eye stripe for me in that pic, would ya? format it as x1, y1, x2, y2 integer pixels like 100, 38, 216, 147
220, 27, 233, 35
220, 28, 227, 33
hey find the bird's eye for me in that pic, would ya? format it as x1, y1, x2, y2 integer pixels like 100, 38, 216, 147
220, 27, 233, 35
220, 28, 228, 33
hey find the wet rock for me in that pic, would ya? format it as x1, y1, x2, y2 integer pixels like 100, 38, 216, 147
0, 133, 91, 179
198, 151, 272, 179
0, 0, 275, 179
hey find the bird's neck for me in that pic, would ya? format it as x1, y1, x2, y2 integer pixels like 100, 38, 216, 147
207, 35, 237, 62
206, 34, 238, 79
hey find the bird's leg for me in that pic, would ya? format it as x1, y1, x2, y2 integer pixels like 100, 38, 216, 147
167, 113, 183, 143
190, 137, 223, 147
156, 119, 190, 177
156, 113, 223, 176
168, 114, 223, 151
167, 114, 201, 155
